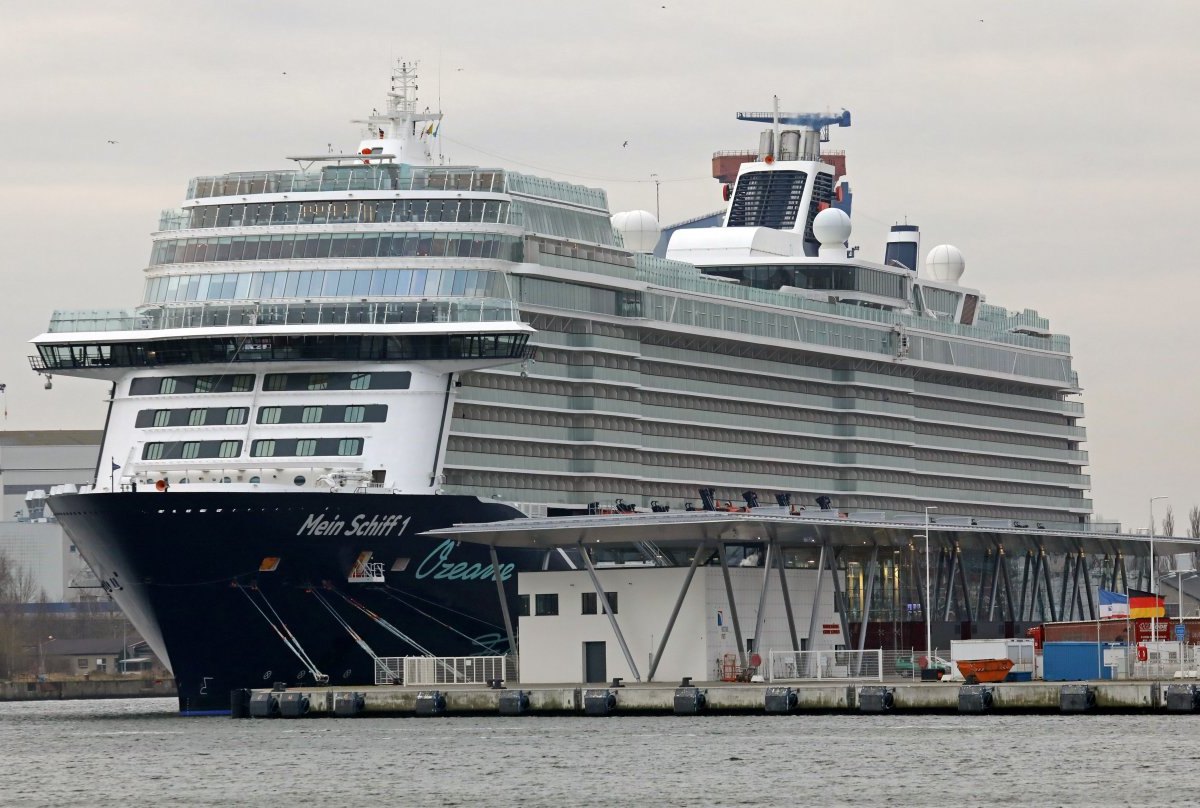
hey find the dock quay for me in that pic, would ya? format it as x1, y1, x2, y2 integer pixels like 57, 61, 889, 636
234, 679, 1200, 718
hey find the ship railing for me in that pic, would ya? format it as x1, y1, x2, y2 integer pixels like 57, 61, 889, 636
348, 560, 386, 584
767, 649, 884, 682
375, 657, 404, 686
44, 298, 522, 333
400, 655, 517, 687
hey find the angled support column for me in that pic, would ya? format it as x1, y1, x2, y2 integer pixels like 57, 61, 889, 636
826, 546, 852, 646
856, 546, 880, 676
1018, 551, 1032, 622
1119, 552, 1129, 594
1080, 552, 1096, 621
988, 546, 1004, 622
934, 547, 948, 620
774, 544, 800, 653
1060, 552, 1076, 622
577, 540, 641, 682
488, 544, 518, 662
943, 546, 959, 621
978, 549, 993, 621
750, 542, 775, 663
1000, 550, 1017, 622
647, 540, 706, 682
1040, 546, 1058, 623
955, 544, 974, 623
717, 542, 747, 669
1029, 550, 1044, 622
805, 544, 829, 653
912, 544, 926, 619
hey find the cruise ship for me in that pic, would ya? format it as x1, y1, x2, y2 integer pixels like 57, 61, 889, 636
31, 64, 1089, 712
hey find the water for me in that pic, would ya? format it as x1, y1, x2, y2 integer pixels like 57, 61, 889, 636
1, 698, 1194, 806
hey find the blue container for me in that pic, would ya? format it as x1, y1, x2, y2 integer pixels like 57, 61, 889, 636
1042, 641, 1114, 681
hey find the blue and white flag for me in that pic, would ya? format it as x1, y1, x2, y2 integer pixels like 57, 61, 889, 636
1098, 588, 1128, 619
111, 459, 121, 472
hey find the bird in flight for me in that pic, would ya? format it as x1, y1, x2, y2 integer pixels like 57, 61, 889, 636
622, 140, 629, 148
106, 140, 118, 144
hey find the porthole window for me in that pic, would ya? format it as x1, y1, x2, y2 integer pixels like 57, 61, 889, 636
293, 476, 306, 486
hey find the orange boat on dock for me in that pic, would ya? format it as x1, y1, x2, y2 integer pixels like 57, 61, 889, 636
956, 658, 1014, 684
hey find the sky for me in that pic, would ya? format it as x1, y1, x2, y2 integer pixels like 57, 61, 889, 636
0, 1, 1197, 533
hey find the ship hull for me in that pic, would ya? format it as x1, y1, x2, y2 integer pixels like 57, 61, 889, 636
50, 491, 542, 714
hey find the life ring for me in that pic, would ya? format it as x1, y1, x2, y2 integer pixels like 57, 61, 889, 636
1137, 644, 1148, 662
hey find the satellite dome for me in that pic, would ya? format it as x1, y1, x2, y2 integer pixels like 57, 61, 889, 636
925, 244, 966, 283
611, 210, 660, 253
812, 208, 851, 257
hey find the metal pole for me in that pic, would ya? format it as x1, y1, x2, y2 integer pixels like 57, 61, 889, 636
717, 543, 746, 669
488, 544, 518, 666
1151, 496, 1168, 644
856, 546, 880, 676
924, 506, 937, 666
647, 541, 706, 681
577, 541, 641, 682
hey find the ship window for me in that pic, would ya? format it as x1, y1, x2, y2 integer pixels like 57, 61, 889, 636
350, 373, 371, 390
193, 377, 215, 394
188, 409, 207, 426
301, 407, 323, 424
534, 594, 558, 616
258, 407, 281, 425
337, 438, 363, 456
264, 375, 286, 391
218, 440, 241, 458
581, 591, 618, 615
344, 406, 365, 423
159, 378, 177, 395
295, 439, 318, 456
153, 410, 171, 427
230, 375, 254, 392
517, 595, 530, 617
307, 374, 330, 391
181, 442, 201, 459
251, 440, 276, 458
225, 407, 248, 425
144, 443, 165, 460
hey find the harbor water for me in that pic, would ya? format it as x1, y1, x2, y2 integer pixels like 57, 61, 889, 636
0, 697, 1192, 806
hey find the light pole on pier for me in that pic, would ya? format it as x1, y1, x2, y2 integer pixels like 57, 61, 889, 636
1150, 496, 1168, 644
923, 506, 938, 670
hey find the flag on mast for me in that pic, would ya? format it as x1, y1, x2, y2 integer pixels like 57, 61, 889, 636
1128, 588, 1166, 619
1098, 589, 1128, 619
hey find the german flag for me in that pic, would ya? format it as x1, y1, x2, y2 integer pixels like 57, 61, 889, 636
1128, 588, 1166, 619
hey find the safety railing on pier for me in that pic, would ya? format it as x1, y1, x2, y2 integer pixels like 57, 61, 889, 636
768, 649, 884, 682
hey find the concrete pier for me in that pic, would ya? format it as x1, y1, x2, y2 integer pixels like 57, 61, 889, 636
238, 679, 1180, 718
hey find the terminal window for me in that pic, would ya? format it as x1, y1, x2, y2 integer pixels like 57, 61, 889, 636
534, 594, 559, 616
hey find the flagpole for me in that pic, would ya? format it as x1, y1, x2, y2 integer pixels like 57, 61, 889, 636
110, 456, 116, 492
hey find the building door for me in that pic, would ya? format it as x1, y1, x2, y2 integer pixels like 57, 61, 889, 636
583, 641, 606, 683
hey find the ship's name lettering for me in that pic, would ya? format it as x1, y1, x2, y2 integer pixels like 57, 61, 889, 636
415, 540, 514, 582
296, 513, 411, 538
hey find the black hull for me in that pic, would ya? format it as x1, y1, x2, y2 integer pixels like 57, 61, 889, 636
50, 491, 543, 714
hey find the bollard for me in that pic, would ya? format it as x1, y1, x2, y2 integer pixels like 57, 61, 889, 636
584, 689, 617, 716
498, 690, 530, 715
333, 692, 365, 717
1059, 684, 1096, 713
415, 690, 447, 716
958, 685, 994, 713
764, 686, 798, 714
858, 686, 895, 713
673, 687, 706, 715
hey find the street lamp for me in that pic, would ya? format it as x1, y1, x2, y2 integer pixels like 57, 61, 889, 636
1150, 496, 1168, 644
923, 506, 938, 671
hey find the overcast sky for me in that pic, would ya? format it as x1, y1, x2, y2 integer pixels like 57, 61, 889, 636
0, 1, 1197, 533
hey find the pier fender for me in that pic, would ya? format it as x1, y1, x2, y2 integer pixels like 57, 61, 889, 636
1165, 683, 1200, 712
583, 689, 617, 716
333, 692, 366, 717
415, 690, 448, 717
958, 685, 994, 714
498, 690, 531, 715
858, 686, 895, 713
764, 686, 798, 714
673, 687, 707, 715
278, 691, 311, 718
248, 691, 280, 718
230, 689, 252, 719
1059, 684, 1096, 713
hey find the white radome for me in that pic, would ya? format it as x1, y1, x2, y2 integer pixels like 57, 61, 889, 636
925, 244, 966, 283
812, 207, 852, 246
611, 210, 660, 253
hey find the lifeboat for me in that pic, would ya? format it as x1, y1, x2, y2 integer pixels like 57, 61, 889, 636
956, 658, 1014, 684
